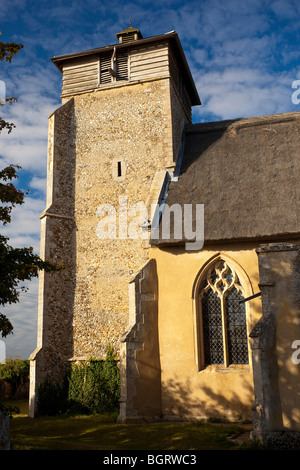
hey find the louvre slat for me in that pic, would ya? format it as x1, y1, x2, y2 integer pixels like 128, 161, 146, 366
120, 33, 135, 44
99, 52, 128, 83
100, 56, 111, 83
117, 54, 128, 81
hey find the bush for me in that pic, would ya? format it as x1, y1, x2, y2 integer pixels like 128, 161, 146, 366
0, 357, 29, 394
0, 357, 29, 417
68, 346, 120, 414
36, 375, 69, 416
36, 346, 120, 416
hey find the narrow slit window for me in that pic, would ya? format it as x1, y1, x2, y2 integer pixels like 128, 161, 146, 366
112, 158, 126, 180
117, 161, 122, 177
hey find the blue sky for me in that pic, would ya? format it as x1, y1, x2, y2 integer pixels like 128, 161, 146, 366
1, 0, 300, 359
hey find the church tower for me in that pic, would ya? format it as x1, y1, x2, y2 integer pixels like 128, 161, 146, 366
29, 26, 200, 416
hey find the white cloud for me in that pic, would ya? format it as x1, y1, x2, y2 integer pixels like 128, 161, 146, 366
193, 66, 295, 121
30, 176, 47, 195
1, 277, 39, 359
1, 195, 44, 251
0, 139, 48, 174
0, 62, 60, 178
270, 0, 300, 19
0, 0, 27, 22
0, 46, 55, 360
0, 193, 43, 358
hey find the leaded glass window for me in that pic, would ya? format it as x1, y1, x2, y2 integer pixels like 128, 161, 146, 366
202, 290, 223, 364
226, 287, 248, 364
199, 259, 249, 367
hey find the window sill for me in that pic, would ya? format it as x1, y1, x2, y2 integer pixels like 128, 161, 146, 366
199, 364, 251, 373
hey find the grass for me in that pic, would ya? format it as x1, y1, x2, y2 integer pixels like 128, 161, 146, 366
6, 399, 255, 451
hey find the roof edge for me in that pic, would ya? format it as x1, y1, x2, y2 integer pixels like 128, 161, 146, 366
150, 232, 300, 248
51, 31, 200, 106
51, 31, 177, 62
186, 110, 300, 134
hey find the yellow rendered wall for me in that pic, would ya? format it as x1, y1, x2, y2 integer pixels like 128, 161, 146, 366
151, 243, 262, 421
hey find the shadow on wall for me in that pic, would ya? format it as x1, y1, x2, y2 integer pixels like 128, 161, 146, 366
160, 373, 254, 422
41, 97, 77, 379
251, 245, 300, 434
278, 249, 300, 429
30, 98, 77, 417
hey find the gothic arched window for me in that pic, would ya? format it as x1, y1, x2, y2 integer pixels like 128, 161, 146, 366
197, 258, 249, 368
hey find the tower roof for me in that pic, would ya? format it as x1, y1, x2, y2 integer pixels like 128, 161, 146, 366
51, 30, 201, 106
116, 26, 143, 43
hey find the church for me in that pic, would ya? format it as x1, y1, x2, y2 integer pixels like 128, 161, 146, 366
29, 26, 300, 448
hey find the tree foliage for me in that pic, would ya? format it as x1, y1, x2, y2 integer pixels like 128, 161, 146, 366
0, 357, 29, 391
0, 31, 23, 133
0, 32, 23, 63
0, 166, 62, 338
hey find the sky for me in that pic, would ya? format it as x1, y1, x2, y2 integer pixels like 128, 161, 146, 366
1, 0, 300, 359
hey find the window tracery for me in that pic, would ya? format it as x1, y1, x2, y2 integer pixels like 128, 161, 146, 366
198, 259, 249, 367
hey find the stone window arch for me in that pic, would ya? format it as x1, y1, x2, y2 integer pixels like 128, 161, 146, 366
192, 255, 252, 370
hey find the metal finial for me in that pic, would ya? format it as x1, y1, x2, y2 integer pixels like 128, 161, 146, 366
130, 16, 132, 26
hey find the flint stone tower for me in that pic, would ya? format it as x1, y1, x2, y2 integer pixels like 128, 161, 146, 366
29, 27, 200, 416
